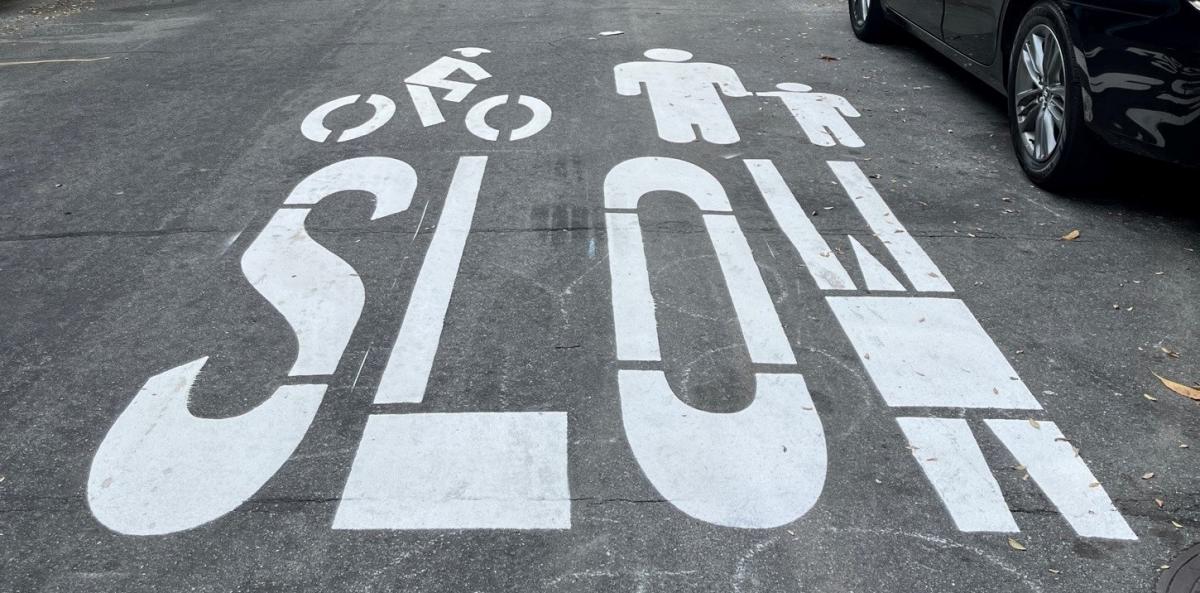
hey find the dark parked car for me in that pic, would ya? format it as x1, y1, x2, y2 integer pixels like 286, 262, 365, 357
850, 0, 1199, 188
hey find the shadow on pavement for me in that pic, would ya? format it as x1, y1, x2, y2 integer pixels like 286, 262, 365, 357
879, 30, 1198, 222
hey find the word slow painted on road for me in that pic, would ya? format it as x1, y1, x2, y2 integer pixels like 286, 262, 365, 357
86, 48, 1135, 542
611, 48, 1133, 540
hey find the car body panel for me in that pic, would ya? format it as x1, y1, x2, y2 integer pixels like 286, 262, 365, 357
880, 0, 1200, 164
889, 0, 947, 37
944, 0, 1006, 64
1064, 2, 1200, 164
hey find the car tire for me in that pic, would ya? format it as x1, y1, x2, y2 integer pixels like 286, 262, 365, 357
849, 0, 892, 42
1007, 2, 1109, 190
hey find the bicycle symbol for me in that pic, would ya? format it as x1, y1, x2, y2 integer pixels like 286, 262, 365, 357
300, 47, 552, 144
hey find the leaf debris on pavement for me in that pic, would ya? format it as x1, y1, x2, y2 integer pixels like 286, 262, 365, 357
1154, 373, 1200, 401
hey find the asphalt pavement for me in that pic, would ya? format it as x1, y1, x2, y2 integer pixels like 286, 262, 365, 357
1, 0, 1198, 591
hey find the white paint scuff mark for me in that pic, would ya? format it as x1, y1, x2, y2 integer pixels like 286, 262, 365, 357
0, 56, 110, 67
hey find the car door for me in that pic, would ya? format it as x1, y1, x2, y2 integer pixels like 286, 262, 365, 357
942, 0, 1005, 64
887, 0, 945, 37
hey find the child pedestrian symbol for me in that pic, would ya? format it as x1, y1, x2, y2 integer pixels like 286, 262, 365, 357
614, 49, 751, 145
758, 83, 864, 148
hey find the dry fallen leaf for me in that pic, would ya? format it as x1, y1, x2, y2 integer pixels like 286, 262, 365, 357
1173, 521, 1184, 529
1048, 569, 1061, 575
1154, 373, 1200, 401
819, 54, 840, 61
1089, 481, 1101, 488
1161, 346, 1181, 359
1144, 393, 1159, 402
1156, 498, 1165, 508
1143, 472, 1156, 480
1061, 229, 1081, 241
1008, 538, 1027, 551
1029, 418, 1041, 429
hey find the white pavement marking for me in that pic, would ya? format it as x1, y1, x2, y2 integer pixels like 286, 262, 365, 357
614, 49, 749, 145
509, 95, 553, 141
847, 236, 905, 292
705, 214, 796, 364
604, 157, 736, 362
301, 94, 396, 143
745, 159, 855, 291
826, 296, 1042, 409
463, 94, 551, 142
619, 370, 827, 528
404, 56, 492, 102
986, 419, 1137, 540
375, 156, 487, 404
282, 157, 416, 220
896, 417, 1020, 533
245, 157, 417, 377
828, 161, 953, 292
406, 84, 446, 127
88, 358, 324, 535
333, 412, 570, 530
463, 94, 507, 141
242, 209, 366, 377
340, 94, 396, 142
606, 212, 661, 362
758, 84, 864, 147
451, 47, 491, 58
604, 157, 733, 212
300, 94, 356, 142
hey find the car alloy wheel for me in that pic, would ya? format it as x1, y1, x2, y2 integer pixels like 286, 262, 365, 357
1013, 24, 1066, 163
